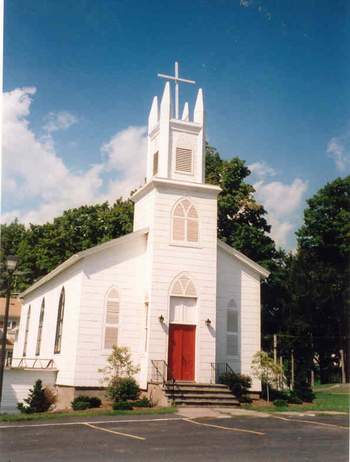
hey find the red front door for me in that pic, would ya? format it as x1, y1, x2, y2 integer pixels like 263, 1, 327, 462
168, 324, 196, 381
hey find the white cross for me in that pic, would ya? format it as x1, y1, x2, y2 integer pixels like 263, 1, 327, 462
158, 62, 196, 120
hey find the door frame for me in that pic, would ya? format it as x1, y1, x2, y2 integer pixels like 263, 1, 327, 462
166, 291, 199, 383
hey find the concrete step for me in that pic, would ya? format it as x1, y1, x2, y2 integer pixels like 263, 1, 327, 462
167, 393, 237, 401
165, 382, 227, 388
163, 382, 240, 407
165, 387, 233, 395
174, 398, 239, 407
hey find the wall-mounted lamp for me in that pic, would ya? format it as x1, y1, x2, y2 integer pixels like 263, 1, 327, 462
158, 314, 165, 323
205, 318, 212, 327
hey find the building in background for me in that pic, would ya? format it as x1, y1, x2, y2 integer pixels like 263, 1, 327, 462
0, 297, 21, 366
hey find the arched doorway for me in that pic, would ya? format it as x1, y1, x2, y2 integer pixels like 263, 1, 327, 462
168, 274, 197, 381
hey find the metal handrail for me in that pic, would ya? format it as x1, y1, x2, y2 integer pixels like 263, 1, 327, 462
210, 362, 234, 383
150, 360, 176, 403
10, 358, 56, 369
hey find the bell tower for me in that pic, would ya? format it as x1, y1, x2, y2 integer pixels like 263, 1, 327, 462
146, 62, 205, 184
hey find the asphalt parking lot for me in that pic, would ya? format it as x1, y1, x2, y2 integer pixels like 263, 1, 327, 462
0, 413, 348, 462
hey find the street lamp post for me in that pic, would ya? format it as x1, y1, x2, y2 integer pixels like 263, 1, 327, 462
0, 255, 18, 408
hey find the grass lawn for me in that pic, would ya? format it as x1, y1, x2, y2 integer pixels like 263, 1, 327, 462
0, 406, 177, 423
243, 388, 349, 413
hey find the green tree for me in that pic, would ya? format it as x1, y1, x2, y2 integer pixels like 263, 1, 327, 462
294, 176, 350, 382
251, 351, 283, 402
205, 144, 276, 266
0, 198, 134, 292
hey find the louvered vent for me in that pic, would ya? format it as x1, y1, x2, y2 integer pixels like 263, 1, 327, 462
153, 151, 159, 176
176, 148, 192, 173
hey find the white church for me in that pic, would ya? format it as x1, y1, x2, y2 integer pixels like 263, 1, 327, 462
11, 65, 269, 407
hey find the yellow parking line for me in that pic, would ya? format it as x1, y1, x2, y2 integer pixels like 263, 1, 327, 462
184, 418, 265, 436
271, 415, 349, 430
84, 422, 145, 440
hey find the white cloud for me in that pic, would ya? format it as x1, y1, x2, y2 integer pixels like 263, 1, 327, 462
267, 215, 294, 248
248, 161, 308, 248
327, 135, 350, 172
43, 111, 78, 133
248, 161, 276, 178
254, 178, 308, 217
2, 87, 147, 225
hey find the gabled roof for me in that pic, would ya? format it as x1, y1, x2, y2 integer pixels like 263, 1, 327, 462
20, 228, 149, 299
217, 239, 270, 279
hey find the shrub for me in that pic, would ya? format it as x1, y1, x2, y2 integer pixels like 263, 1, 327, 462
72, 400, 91, 411
288, 393, 303, 405
219, 371, 252, 401
294, 381, 315, 403
107, 377, 140, 402
113, 400, 133, 410
88, 396, 102, 408
261, 387, 289, 402
132, 397, 152, 408
273, 399, 288, 407
71, 395, 102, 410
17, 379, 51, 414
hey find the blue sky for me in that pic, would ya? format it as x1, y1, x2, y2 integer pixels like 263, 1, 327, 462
2, 0, 349, 249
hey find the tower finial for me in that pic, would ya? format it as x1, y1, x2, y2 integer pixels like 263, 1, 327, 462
194, 88, 204, 124
148, 96, 158, 132
157, 62, 196, 120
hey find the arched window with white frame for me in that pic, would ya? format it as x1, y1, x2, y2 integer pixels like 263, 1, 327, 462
23, 305, 31, 357
54, 287, 65, 354
172, 198, 199, 243
103, 288, 119, 350
169, 273, 197, 325
35, 298, 45, 356
226, 298, 239, 356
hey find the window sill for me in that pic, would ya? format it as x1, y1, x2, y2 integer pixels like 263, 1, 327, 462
169, 242, 202, 249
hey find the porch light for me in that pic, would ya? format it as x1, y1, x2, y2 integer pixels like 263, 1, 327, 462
205, 318, 212, 326
158, 314, 165, 323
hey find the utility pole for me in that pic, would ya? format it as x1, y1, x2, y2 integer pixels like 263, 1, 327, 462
0, 256, 18, 409
291, 349, 295, 391
279, 356, 283, 390
340, 349, 346, 384
273, 334, 277, 364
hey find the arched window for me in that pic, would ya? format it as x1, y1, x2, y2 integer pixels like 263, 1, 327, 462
172, 198, 199, 243
169, 274, 197, 324
23, 305, 31, 357
227, 298, 238, 356
103, 288, 119, 350
35, 298, 45, 356
54, 287, 65, 354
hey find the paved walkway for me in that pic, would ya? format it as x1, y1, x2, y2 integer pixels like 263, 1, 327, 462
176, 406, 348, 419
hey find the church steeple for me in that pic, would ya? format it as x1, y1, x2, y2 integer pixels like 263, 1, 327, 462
146, 62, 205, 184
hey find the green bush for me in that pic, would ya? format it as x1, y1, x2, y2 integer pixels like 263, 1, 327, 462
132, 397, 152, 408
71, 395, 102, 410
294, 381, 315, 403
72, 400, 91, 411
17, 380, 51, 414
261, 387, 289, 402
273, 399, 288, 407
113, 400, 133, 410
219, 371, 252, 401
107, 377, 140, 402
288, 393, 303, 405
